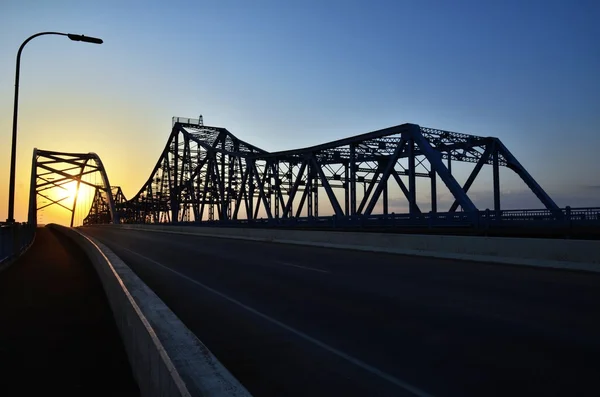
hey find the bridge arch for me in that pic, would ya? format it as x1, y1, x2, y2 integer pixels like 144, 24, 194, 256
28, 148, 119, 226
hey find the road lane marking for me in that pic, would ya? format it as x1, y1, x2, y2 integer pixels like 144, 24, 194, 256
118, 246, 434, 397
277, 261, 331, 274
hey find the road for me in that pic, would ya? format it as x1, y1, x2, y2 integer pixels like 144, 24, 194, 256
82, 227, 600, 397
0, 227, 138, 396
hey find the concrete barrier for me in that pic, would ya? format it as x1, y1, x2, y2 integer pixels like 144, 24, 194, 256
50, 224, 252, 397
0, 224, 37, 274
107, 224, 600, 273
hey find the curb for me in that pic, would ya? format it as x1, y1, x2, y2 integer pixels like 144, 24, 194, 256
51, 224, 252, 397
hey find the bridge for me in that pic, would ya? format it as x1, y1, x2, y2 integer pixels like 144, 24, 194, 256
83, 117, 599, 235
2, 118, 600, 397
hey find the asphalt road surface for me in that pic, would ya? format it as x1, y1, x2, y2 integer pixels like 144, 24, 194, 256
82, 227, 600, 397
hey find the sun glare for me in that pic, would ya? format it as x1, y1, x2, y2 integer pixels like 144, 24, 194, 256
58, 181, 89, 205
43, 180, 96, 226
65, 182, 79, 200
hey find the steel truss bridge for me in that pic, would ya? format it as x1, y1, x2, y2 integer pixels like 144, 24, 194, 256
28, 117, 600, 234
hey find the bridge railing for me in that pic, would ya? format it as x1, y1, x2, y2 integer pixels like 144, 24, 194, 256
118, 207, 600, 233
0, 223, 36, 265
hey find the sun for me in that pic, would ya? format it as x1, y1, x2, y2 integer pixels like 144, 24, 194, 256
64, 181, 79, 201
62, 181, 89, 205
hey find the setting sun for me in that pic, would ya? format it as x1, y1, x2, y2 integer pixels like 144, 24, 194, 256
35, 176, 97, 227
65, 181, 78, 200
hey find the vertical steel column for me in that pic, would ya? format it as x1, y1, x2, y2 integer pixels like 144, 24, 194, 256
172, 133, 179, 222
220, 140, 226, 220
266, 162, 272, 219
307, 162, 313, 217
288, 163, 294, 216
344, 163, 349, 216
430, 171, 437, 213
186, 139, 192, 220
199, 158, 210, 222
248, 161, 255, 220
383, 181, 388, 215
447, 155, 452, 175
408, 138, 417, 215
274, 162, 280, 219
180, 136, 188, 220
227, 152, 234, 220
349, 144, 357, 216
27, 148, 38, 226
313, 164, 319, 218
493, 143, 501, 213
193, 153, 202, 221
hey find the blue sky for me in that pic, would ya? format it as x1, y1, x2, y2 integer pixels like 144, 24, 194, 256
1, 0, 599, 223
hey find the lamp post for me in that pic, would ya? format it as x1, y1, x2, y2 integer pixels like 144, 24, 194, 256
6, 32, 103, 223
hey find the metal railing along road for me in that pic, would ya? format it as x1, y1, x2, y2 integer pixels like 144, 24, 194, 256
0, 223, 35, 265
116, 206, 600, 233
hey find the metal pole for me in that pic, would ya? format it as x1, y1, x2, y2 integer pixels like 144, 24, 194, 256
430, 171, 437, 213
6, 32, 102, 223
408, 138, 416, 215
493, 142, 501, 214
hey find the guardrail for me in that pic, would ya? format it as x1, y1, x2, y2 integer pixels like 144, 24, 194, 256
0, 223, 36, 265
115, 206, 600, 233
112, 223, 600, 273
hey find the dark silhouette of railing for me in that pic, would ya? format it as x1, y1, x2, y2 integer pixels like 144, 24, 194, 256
0, 223, 35, 266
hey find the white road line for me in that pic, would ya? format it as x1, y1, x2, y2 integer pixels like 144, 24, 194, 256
119, 246, 435, 397
277, 261, 331, 274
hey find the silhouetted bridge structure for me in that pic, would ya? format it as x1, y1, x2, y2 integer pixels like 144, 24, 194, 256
36, 116, 596, 236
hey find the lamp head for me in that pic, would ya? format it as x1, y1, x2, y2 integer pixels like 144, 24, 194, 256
67, 34, 103, 44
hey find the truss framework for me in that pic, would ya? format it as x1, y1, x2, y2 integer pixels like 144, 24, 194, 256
83, 119, 558, 225
29, 149, 118, 226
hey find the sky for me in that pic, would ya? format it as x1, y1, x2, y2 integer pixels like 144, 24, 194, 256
1, 0, 599, 225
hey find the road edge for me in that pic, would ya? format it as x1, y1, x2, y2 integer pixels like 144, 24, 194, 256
50, 224, 252, 397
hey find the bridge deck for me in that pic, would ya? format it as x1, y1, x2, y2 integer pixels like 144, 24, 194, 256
83, 226, 600, 397
0, 227, 138, 396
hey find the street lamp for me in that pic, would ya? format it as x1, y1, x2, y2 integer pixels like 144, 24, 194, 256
6, 32, 103, 223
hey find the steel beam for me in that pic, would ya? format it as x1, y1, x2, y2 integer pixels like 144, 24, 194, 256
312, 157, 343, 217
495, 139, 559, 212
364, 138, 406, 216
493, 141, 501, 213
449, 143, 493, 212
409, 126, 478, 213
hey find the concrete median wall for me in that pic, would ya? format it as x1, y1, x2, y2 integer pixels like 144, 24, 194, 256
109, 224, 600, 273
50, 224, 252, 397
